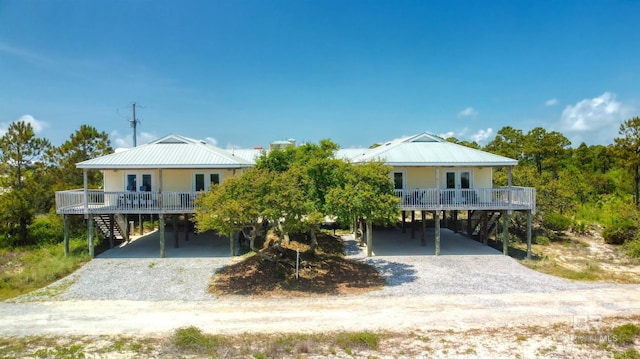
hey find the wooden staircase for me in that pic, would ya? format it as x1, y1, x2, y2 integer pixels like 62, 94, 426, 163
93, 214, 126, 243
469, 210, 501, 241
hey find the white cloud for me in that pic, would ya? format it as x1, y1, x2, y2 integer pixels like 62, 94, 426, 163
560, 92, 634, 143
205, 137, 218, 146
438, 131, 456, 139
457, 107, 478, 118
545, 98, 558, 107
0, 115, 48, 136
471, 128, 494, 143
439, 127, 493, 144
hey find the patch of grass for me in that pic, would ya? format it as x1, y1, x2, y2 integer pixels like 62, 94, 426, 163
615, 348, 640, 359
519, 257, 601, 281
0, 238, 92, 300
611, 323, 640, 345
171, 326, 226, 355
33, 344, 86, 359
334, 331, 380, 350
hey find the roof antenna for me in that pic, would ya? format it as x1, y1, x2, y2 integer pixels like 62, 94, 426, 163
129, 102, 144, 147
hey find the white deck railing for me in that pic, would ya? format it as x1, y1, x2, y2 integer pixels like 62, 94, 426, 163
56, 186, 536, 215
395, 187, 536, 212
55, 190, 203, 215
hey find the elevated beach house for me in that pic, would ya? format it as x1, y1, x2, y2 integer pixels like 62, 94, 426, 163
55, 132, 535, 258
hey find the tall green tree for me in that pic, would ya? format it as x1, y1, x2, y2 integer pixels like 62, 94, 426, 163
47, 124, 112, 191
523, 127, 571, 177
0, 121, 51, 245
484, 126, 525, 161
326, 160, 399, 242
614, 116, 640, 207
194, 167, 269, 250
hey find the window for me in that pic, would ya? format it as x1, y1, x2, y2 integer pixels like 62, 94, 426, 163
193, 172, 222, 191
126, 174, 137, 191
393, 172, 404, 190
125, 173, 153, 191
141, 174, 152, 191
210, 173, 220, 185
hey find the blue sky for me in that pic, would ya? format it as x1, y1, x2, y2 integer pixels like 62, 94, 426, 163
1, 1, 639, 150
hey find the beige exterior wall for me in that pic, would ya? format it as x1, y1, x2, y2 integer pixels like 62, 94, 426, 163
391, 166, 494, 189
102, 168, 241, 192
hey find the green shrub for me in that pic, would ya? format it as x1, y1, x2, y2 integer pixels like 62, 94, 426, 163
623, 239, 640, 258
172, 326, 224, 355
603, 222, 638, 245
614, 348, 640, 359
611, 323, 640, 344
543, 213, 572, 232
28, 215, 64, 245
534, 236, 550, 246
334, 331, 380, 350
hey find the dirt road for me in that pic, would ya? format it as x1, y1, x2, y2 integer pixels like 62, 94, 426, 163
1, 286, 639, 337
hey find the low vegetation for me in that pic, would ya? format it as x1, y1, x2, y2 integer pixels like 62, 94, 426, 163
1, 318, 638, 358
0, 238, 93, 300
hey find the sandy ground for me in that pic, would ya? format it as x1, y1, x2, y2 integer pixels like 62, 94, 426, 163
0, 230, 639, 358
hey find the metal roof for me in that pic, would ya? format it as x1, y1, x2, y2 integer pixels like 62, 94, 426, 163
76, 134, 254, 169
348, 132, 517, 166
77, 132, 517, 169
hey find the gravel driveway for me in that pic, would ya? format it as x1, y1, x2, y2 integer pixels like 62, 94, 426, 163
2, 228, 639, 338
12, 228, 613, 302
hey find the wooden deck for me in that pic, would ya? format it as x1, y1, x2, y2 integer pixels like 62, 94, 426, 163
55, 190, 201, 215
56, 186, 536, 215
396, 187, 536, 212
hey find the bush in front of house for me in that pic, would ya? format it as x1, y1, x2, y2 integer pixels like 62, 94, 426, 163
28, 214, 64, 245
543, 213, 572, 233
602, 222, 638, 245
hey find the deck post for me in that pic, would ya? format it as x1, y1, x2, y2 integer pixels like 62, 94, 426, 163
174, 216, 179, 248
184, 214, 189, 241
87, 217, 94, 258
410, 211, 415, 239
502, 210, 509, 255
452, 210, 458, 233
229, 231, 236, 256
481, 211, 488, 245
526, 210, 532, 259
435, 210, 441, 256
401, 211, 406, 233
63, 214, 69, 257
421, 210, 426, 246
366, 220, 373, 257
109, 214, 115, 249
159, 214, 165, 258
139, 214, 143, 235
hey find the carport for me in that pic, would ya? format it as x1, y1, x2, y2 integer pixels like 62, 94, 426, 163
360, 227, 501, 256
97, 230, 232, 258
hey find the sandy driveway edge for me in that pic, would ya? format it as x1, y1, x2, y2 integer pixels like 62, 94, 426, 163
1, 286, 639, 337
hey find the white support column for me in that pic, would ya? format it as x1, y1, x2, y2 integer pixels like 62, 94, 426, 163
83, 169, 89, 219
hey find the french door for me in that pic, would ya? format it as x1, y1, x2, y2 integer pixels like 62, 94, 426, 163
443, 170, 471, 203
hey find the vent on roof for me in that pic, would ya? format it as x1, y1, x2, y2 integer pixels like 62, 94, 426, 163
157, 136, 189, 144
410, 134, 441, 143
